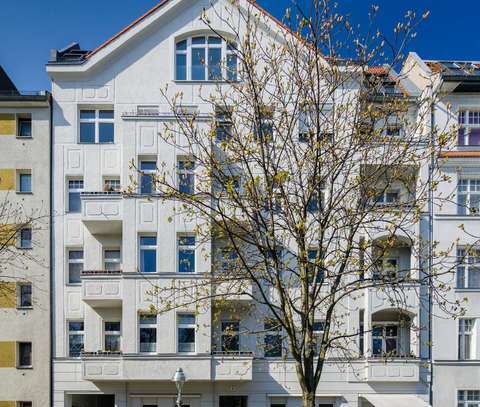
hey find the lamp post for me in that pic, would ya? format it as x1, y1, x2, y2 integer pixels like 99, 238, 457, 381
173, 367, 186, 407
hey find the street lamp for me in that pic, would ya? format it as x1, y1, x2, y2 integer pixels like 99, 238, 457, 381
173, 367, 186, 407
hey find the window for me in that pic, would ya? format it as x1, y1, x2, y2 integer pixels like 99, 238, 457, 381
68, 250, 84, 284
219, 396, 247, 407
299, 110, 314, 142
372, 325, 398, 357
458, 390, 480, 406
178, 235, 195, 273
458, 319, 475, 360
17, 283, 32, 308
373, 257, 398, 281
178, 314, 196, 353
140, 161, 156, 194
221, 321, 240, 352
139, 314, 157, 353
139, 236, 157, 273
264, 319, 282, 357
307, 185, 325, 213
386, 124, 402, 137
307, 249, 324, 283
313, 320, 325, 355
220, 248, 239, 272
103, 178, 121, 192
178, 159, 195, 194
18, 402, 33, 407
79, 109, 114, 143
104, 249, 121, 271
254, 110, 274, 142
68, 321, 84, 357
104, 321, 121, 352
458, 179, 480, 215
457, 248, 480, 288
18, 172, 32, 193
372, 189, 400, 205
458, 109, 480, 146
175, 36, 237, 81
17, 117, 32, 138
215, 107, 233, 142
17, 342, 32, 368
68, 179, 84, 213
19, 228, 32, 249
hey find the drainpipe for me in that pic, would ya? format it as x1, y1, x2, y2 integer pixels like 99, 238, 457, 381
48, 89, 54, 407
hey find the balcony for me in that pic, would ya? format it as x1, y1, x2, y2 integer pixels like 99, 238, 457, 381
81, 271, 122, 307
214, 279, 253, 303
81, 192, 122, 234
82, 353, 213, 381
368, 283, 419, 315
212, 351, 254, 381
366, 358, 420, 382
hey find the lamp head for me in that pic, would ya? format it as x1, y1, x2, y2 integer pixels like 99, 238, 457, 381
173, 367, 186, 392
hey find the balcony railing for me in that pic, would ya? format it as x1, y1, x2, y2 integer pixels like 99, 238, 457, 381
81, 270, 122, 276
211, 351, 254, 357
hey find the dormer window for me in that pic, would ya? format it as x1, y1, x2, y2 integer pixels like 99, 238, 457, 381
175, 35, 237, 81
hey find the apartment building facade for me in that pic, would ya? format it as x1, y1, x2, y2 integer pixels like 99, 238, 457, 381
402, 53, 480, 407
0, 67, 51, 406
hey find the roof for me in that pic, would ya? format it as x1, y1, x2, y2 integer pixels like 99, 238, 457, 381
424, 59, 480, 78
439, 151, 480, 158
48, 0, 303, 66
0, 66, 18, 93
365, 65, 411, 97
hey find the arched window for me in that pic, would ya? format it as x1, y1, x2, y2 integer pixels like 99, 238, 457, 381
175, 35, 237, 81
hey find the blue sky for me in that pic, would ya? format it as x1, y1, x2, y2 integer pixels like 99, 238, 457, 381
0, 0, 477, 91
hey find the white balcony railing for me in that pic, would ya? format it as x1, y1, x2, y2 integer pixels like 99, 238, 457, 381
81, 192, 122, 234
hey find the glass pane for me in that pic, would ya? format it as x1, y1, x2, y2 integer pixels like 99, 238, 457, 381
179, 174, 194, 194
20, 285, 32, 307
69, 263, 83, 284
139, 314, 156, 325
216, 123, 232, 141
20, 228, 32, 247
468, 266, 480, 288
68, 192, 81, 213
140, 161, 156, 171
178, 327, 195, 352
192, 36, 205, 45
20, 174, 31, 192
457, 265, 465, 288
208, 48, 222, 80
69, 334, 84, 357
470, 194, 480, 214
458, 194, 467, 215
140, 328, 157, 352
176, 54, 187, 80
18, 119, 32, 138
69, 321, 84, 331
208, 36, 222, 44
372, 338, 382, 355
80, 110, 95, 120
179, 249, 195, 273
178, 314, 195, 324
140, 249, 156, 273
79, 122, 95, 143
227, 54, 237, 81
99, 122, 114, 143
99, 110, 114, 119
385, 338, 397, 354
222, 334, 239, 352
105, 321, 120, 331
179, 236, 195, 246
192, 48, 206, 80
140, 236, 157, 246
176, 39, 187, 51
264, 335, 282, 357
69, 250, 83, 260
141, 174, 153, 194
105, 250, 120, 260
19, 343, 31, 366
105, 335, 120, 352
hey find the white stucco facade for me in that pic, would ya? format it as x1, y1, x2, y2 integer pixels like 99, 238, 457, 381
47, 1, 433, 407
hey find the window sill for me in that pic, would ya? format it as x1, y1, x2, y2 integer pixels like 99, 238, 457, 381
455, 288, 480, 292
16, 136, 33, 140
16, 191, 33, 195
17, 247, 33, 250
17, 366, 33, 370
66, 283, 82, 287
16, 306, 33, 310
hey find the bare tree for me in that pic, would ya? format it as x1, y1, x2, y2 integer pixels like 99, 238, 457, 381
127, 1, 459, 406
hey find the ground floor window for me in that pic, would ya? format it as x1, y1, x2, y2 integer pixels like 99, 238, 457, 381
220, 396, 247, 407
458, 390, 480, 406
70, 394, 115, 407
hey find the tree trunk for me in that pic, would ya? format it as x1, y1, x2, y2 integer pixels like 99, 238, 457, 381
302, 391, 315, 407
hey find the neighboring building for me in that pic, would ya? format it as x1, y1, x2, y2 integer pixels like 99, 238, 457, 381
45, 1, 433, 407
0, 66, 51, 406
402, 54, 480, 407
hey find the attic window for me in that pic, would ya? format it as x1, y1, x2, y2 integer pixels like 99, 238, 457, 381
175, 35, 237, 82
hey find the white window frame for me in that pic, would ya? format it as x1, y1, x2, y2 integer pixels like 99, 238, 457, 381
371, 323, 401, 357
103, 178, 121, 192
104, 248, 121, 272
177, 234, 196, 273
175, 35, 237, 82
67, 179, 84, 213
104, 320, 121, 352
67, 249, 84, 284
67, 320, 84, 358
138, 313, 157, 354
177, 158, 195, 194
18, 227, 32, 249
139, 235, 157, 273
79, 108, 114, 144
373, 257, 399, 280
17, 342, 32, 368
458, 318, 475, 360
457, 247, 480, 288
458, 390, 480, 406
16, 114, 32, 139
458, 178, 480, 215
458, 109, 480, 146
17, 282, 32, 309
177, 313, 196, 353
16, 170, 32, 193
